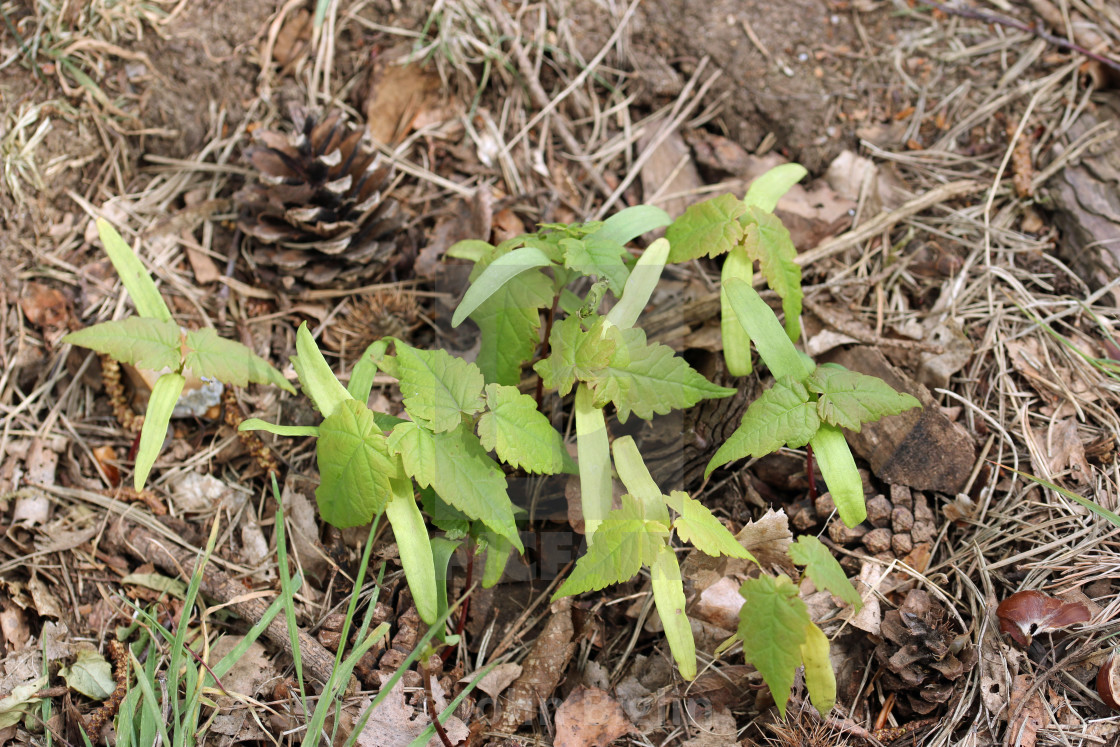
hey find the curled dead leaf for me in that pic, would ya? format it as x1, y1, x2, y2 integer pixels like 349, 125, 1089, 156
995, 590, 1090, 647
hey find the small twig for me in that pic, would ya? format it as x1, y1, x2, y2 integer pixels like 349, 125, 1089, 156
921, 0, 1120, 76
421, 659, 457, 747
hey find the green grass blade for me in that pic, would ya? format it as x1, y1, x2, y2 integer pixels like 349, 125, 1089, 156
128, 649, 172, 747
999, 463, 1120, 528
273, 480, 309, 718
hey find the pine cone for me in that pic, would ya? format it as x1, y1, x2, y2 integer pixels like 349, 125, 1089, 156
235, 106, 401, 290
874, 589, 975, 716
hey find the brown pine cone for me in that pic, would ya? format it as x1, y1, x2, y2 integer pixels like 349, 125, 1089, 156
235, 106, 402, 291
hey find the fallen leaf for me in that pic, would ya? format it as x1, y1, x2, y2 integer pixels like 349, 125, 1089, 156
91, 445, 121, 487
461, 661, 521, 701
1008, 674, 1047, 747
0, 605, 29, 651
364, 50, 443, 146
693, 576, 744, 631
0, 676, 46, 729
494, 598, 577, 732
679, 704, 738, 747
272, 8, 312, 69
847, 562, 884, 636
19, 282, 71, 334
354, 672, 469, 747
554, 686, 634, 747
640, 128, 703, 220
733, 509, 793, 573
210, 637, 274, 700
1029, 419, 1093, 485
59, 648, 115, 700
28, 574, 65, 620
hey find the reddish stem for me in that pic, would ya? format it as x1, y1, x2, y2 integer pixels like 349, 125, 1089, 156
806, 443, 817, 503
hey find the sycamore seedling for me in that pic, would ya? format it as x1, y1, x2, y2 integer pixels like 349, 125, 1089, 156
63, 219, 294, 490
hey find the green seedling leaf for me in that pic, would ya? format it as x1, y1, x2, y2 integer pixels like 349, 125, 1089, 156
385, 481, 439, 624
534, 314, 619, 395
134, 372, 184, 490
665, 194, 748, 262
723, 278, 812, 380
389, 422, 523, 550
743, 163, 808, 212
62, 317, 182, 371
446, 239, 495, 263
453, 246, 552, 327
788, 535, 862, 610
348, 340, 385, 402
183, 327, 294, 393
472, 268, 554, 385
576, 384, 612, 539
738, 574, 810, 718
807, 363, 921, 431
291, 322, 351, 417
612, 436, 670, 523
606, 237, 670, 330
590, 326, 736, 422
706, 378, 820, 478
431, 537, 462, 629
651, 543, 695, 680
721, 245, 754, 376
589, 204, 671, 245
553, 496, 661, 598
121, 572, 187, 598
420, 486, 471, 538
561, 236, 630, 295
316, 400, 396, 528
394, 342, 486, 432
479, 529, 514, 588
477, 383, 567, 473
743, 207, 802, 342
59, 649, 116, 700
800, 622, 836, 714
97, 218, 171, 321
0, 676, 46, 729
810, 424, 866, 527
239, 419, 320, 437
666, 490, 752, 559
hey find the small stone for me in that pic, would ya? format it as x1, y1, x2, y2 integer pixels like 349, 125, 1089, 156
913, 493, 934, 523
829, 519, 868, 544
911, 520, 936, 544
891, 506, 915, 533
791, 501, 817, 531
862, 527, 893, 554
866, 495, 892, 528
890, 483, 913, 510
891, 532, 913, 555
815, 492, 837, 519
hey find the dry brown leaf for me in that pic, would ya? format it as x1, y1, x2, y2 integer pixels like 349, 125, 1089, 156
19, 282, 71, 334
461, 661, 522, 702
354, 672, 469, 747
272, 8, 312, 69
554, 686, 634, 747
679, 704, 738, 747
364, 53, 443, 146
733, 509, 793, 574
0, 605, 30, 651
1007, 674, 1047, 747
848, 562, 884, 636
1029, 419, 1093, 485
494, 598, 577, 733
91, 445, 121, 487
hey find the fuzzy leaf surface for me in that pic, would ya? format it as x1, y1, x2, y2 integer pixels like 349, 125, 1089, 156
788, 535, 862, 610
737, 574, 810, 718
589, 327, 735, 422
471, 268, 553, 385
477, 383, 567, 473
390, 423, 522, 550
561, 236, 630, 295
807, 364, 921, 431
743, 207, 802, 342
316, 400, 397, 528
533, 315, 618, 396
395, 343, 485, 432
182, 328, 294, 392
705, 378, 820, 478
63, 317, 182, 371
665, 194, 747, 262
667, 491, 752, 559
553, 496, 662, 598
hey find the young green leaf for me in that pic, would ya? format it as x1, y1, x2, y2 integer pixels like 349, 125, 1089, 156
431, 536, 462, 629
723, 278, 812, 380
666, 491, 752, 560
470, 269, 553, 385
743, 163, 807, 212
561, 236, 630, 295
479, 530, 514, 588
394, 343, 486, 432
477, 383, 567, 473
799, 622, 836, 714
612, 436, 670, 524
239, 419, 320, 437
606, 237, 670, 330
720, 245, 754, 376
533, 315, 619, 396
385, 481, 439, 624
705, 378, 820, 478
291, 322, 351, 417
389, 422, 523, 551
182, 327, 295, 393
588, 204, 671, 246
96, 218, 172, 322
810, 424, 866, 527
445, 239, 496, 263
737, 574, 810, 718
665, 194, 748, 263
134, 372, 185, 490
452, 246, 552, 327
807, 364, 921, 431
742, 208, 802, 342
316, 400, 397, 528
576, 384, 612, 539
347, 340, 384, 402
788, 535, 862, 610
650, 544, 696, 681
552, 496, 661, 599
589, 327, 736, 422
63, 317, 182, 372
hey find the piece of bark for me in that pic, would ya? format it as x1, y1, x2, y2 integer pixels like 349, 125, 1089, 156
1047, 95, 1120, 298
493, 598, 576, 733
104, 519, 344, 687
822, 346, 976, 494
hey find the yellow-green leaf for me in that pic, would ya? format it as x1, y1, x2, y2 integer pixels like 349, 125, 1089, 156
183, 328, 294, 393
667, 490, 752, 559
134, 372, 185, 490
63, 317, 182, 371
97, 218, 171, 321
737, 574, 809, 718
651, 544, 695, 680
800, 622, 836, 714
316, 400, 396, 528
477, 384, 567, 473
386, 481, 438, 624
665, 194, 747, 262
807, 363, 921, 431
788, 535, 862, 610
290, 322, 351, 417
395, 343, 486, 433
